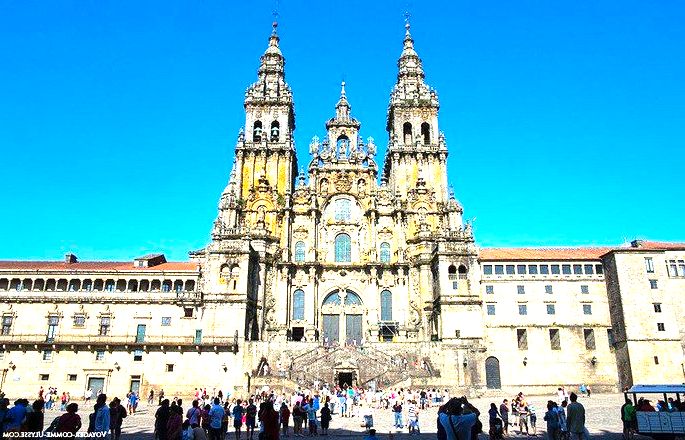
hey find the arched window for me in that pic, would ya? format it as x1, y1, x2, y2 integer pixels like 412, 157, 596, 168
380, 242, 391, 263
336, 135, 350, 158
458, 264, 468, 274
253, 120, 263, 142
344, 291, 363, 305
322, 292, 342, 305
270, 121, 280, 142
292, 289, 305, 320
334, 233, 351, 262
335, 199, 351, 221
448, 265, 457, 274
403, 122, 413, 145
421, 122, 430, 144
294, 241, 306, 262
380, 290, 392, 321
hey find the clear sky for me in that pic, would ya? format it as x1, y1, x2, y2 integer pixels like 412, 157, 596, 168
0, 0, 683, 261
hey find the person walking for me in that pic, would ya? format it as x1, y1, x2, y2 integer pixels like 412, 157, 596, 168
57, 402, 82, 433
155, 399, 171, 440
499, 399, 509, 436
109, 397, 127, 440
392, 401, 403, 429
232, 399, 244, 440
544, 401, 560, 440
208, 398, 226, 440
621, 398, 636, 440
91, 394, 111, 437
320, 402, 331, 436
565, 393, 585, 440
280, 401, 291, 437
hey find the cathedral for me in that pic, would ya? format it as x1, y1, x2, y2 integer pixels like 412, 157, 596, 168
0, 21, 684, 398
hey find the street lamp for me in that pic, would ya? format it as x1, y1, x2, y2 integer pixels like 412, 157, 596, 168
590, 356, 597, 366
8, 361, 15, 370
523, 357, 528, 366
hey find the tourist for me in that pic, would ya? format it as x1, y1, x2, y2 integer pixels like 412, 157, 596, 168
85, 388, 93, 403
155, 399, 171, 440
407, 400, 420, 434
621, 398, 636, 440
557, 401, 568, 440
182, 420, 194, 440
320, 401, 331, 435
61, 392, 68, 411
168, 405, 184, 440
292, 400, 304, 436
544, 401, 560, 440
202, 403, 212, 432
518, 404, 529, 436
439, 397, 479, 440
565, 393, 585, 440
208, 397, 226, 440
187, 400, 203, 427
23, 399, 45, 433
364, 428, 378, 440
259, 401, 279, 440
222, 401, 231, 437
499, 399, 509, 436
392, 400, 403, 429
193, 421, 209, 440
304, 398, 318, 436
246, 398, 257, 440
232, 399, 244, 440
110, 397, 127, 440
92, 393, 111, 436
529, 404, 538, 436
57, 402, 82, 433
280, 401, 291, 436
129, 391, 139, 414
149, 389, 155, 405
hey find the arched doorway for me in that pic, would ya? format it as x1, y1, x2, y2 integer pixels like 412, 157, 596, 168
321, 289, 364, 346
485, 356, 502, 389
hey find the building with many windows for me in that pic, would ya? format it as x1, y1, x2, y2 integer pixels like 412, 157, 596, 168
1, 22, 684, 397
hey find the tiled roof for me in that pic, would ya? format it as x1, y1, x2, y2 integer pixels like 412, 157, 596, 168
0, 261, 198, 272
479, 247, 613, 261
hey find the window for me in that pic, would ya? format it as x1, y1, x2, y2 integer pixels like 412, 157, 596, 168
540, 265, 549, 275
485, 285, 494, 295
581, 285, 589, 294
583, 304, 592, 315
344, 292, 362, 306
607, 328, 615, 347
68, 374, 77, 381
584, 329, 596, 350
545, 285, 553, 294
380, 290, 393, 321
645, 257, 654, 273
294, 241, 306, 262
1, 316, 12, 335
292, 289, 305, 321
166, 364, 174, 372
546, 304, 556, 315
551, 265, 560, 275
43, 350, 53, 361
40, 374, 49, 381
184, 308, 194, 318
549, 328, 561, 350
654, 356, 660, 365
105, 281, 115, 292
649, 279, 658, 289
380, 242, 391, 263
517, 285, 525, 295
162, 283, 171, 293
595, 264, 604, 275
607, 328, 616, 348
46, 316, 59, 342
135, 324, 146, 343
334, 234, 351, 262
654, 303, 662, 313
518, 304, 527, 315
506, 265, 515, 275
486, 304, 496, 316
562, 265, 571, 275
161, 317, 171, 326
528, 265, 538, 275
516, 265, 526, 275
573, 264, 583, 275
335, 199, 351, 221
73, 315, 86, 327
95, 350, 105, 361
99, 317, 111, 336
403, 122, 413, 144
517, 329, 528, 350
657, 323, 665, 332
133, 350, 143, 361
483, 265, 493, 275
270, 121, 280, 142
253, 120, 262, 142
421, 122, 430, 144
495, 265, 504, 275
452, 281, 458, 290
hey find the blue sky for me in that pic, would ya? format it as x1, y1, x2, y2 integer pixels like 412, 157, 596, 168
0, 0, 683, 261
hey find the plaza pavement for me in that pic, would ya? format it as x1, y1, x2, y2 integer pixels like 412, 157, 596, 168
42, 392, 631, 439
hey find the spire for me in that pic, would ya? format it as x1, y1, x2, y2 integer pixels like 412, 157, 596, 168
335, 81, 351, 119
397, 16, 424, 80
245, 20, 292, 105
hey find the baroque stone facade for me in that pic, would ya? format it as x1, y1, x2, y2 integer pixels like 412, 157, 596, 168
1, 22, 684, 398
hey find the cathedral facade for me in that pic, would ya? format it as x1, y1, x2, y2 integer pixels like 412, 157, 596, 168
1, 23, 684, 398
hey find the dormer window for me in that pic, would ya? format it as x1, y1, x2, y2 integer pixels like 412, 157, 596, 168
253, 121, 263, 142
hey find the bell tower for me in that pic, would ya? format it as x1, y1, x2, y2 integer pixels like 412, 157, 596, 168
383, 20, 448, 203
223, 22, 297, 239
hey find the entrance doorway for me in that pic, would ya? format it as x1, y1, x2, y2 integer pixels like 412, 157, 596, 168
130, 376, 141, 394
346, 315, 362, 345
87, 377, 105, 395
485, 356, 502, 389
337, 372, 354, 388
